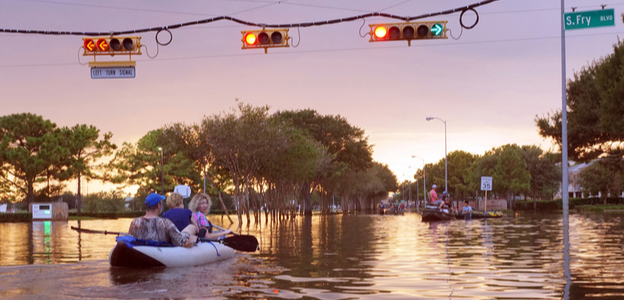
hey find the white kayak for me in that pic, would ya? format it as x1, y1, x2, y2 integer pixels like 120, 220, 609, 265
109, 236, 235, 268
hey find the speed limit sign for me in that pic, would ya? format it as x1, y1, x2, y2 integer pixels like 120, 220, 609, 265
481, 176, 492, 191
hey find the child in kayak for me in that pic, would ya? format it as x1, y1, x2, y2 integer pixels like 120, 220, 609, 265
189, 193, 233, 239
128, 193, 198, 248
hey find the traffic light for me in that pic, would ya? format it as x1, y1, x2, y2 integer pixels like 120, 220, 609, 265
82, 36, 142, 56
369, 21, 447, 46
241, 29, 289, 53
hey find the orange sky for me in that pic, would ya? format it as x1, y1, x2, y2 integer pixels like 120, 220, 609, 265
1, 0, 619, 195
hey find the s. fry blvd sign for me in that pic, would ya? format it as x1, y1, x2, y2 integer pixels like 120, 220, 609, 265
564, 9, 615, 30
91, 67, 135, 79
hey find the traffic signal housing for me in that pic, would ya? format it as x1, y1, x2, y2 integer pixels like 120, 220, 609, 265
82, 36, 142, 56
369, 21, 447, 46
241, 29, 289, 53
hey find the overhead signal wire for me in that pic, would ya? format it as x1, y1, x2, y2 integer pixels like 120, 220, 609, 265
0, 0, 500, 36
4, 29, 622, 69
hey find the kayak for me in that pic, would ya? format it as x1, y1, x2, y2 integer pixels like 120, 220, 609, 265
421, 207, 454, 222
109, 236, 235, 268
456, 211, 503, 220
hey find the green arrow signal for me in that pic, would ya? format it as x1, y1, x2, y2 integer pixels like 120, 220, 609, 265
431, 23, 443, 36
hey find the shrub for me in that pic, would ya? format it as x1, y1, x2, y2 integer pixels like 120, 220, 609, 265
82, 190, 125, 213
512, 197, 624, 211
0, 212, 32, 222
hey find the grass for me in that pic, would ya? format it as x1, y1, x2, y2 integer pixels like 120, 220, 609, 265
68, 216, 99, 220
575, 204, 624, 213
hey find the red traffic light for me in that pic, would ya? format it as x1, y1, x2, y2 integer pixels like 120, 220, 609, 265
96, 39, 109, 51
374, 26, 387, 39
84, 39, 95, 51
245, 33, 257, 45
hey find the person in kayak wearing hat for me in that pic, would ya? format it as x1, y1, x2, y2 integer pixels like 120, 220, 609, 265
128, 193, 198, 248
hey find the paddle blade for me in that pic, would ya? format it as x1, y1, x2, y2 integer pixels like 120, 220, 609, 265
221, 235, 259, 252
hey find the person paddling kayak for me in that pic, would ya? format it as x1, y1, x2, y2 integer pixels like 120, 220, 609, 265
128, 193, 198, 248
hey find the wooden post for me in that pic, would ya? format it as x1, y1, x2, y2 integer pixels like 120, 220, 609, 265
485, 190, 488, 212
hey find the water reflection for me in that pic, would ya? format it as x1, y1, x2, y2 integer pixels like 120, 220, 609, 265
0, 213, 623, 299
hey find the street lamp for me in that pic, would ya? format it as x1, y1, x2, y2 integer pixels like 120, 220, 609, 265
158, 147, 164, 195
426, 116, 447, 194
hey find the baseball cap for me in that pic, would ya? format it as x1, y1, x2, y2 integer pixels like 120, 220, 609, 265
145, 193, 165, 207
432, 184, 437, 188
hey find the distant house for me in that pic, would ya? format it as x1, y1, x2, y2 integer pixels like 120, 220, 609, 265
125, 197, 134, 210
556, 160, 624, 199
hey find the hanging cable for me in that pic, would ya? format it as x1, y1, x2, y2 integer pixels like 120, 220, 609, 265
0, 0, 499, 36
77, 47, 88, 66
358, 19, 369, 38
289, 27, 301, 48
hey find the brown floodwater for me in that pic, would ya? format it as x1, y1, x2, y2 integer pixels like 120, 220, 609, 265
0, 212, 623, 299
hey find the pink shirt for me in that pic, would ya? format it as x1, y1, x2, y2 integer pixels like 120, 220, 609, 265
430, 189, 438, 202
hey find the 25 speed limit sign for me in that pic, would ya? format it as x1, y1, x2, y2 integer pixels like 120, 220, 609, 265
481, 176, 492, 191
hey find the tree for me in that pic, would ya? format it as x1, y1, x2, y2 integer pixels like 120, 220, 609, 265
494, 144, 531, 207
276, 109, 373, 215
202, 103, 280, 223
446, 150, 476, 200
536, 40, 624, 161
58, 124, 116, 215
0, 113, 68, 204
520, 145, 561, 205
579, 157, 623, 205
108, 129, 196, 196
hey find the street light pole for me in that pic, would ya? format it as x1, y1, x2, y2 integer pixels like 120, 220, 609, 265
158, 147, 164, 195
426, 117, 447, 194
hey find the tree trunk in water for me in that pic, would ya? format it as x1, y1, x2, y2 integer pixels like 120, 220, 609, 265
77, 172, 82, 216
301, 183, 313, 216
27, 184, 34, 205
217, 191, 233, 224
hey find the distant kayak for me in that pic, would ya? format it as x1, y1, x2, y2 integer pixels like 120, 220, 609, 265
109, 236, 235, 268
456, 211, 503, 220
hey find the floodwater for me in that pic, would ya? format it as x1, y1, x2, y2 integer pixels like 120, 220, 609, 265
0, 212, 623, 299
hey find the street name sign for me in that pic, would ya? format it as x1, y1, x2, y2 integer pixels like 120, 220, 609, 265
564, 9, 615, 30
91, 66, 135, 79
481, 176, 492, 191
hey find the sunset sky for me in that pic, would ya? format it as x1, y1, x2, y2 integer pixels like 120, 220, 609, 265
1, 0, 621, 194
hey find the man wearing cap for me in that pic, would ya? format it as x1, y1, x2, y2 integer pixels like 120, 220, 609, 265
128, 193, 198, 248
429, 184, 439, 204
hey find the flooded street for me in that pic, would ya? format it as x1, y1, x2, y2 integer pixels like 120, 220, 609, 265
1, 212, 623, 299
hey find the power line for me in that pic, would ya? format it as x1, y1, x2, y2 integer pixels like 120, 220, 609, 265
0, 0, 500, 36
2, 29, 620, 69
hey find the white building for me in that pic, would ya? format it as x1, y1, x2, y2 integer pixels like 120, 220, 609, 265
556, 160, 624, 199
